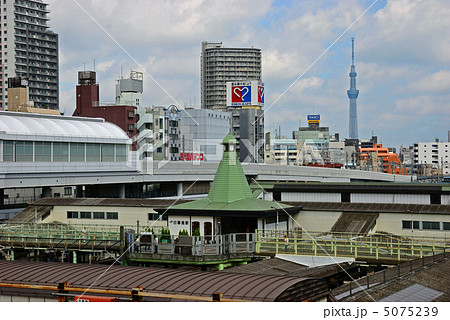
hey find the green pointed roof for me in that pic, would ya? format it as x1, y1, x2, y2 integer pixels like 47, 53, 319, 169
207, 134, 252, 203
168, 134, 295, 213
221, 133, 238, 145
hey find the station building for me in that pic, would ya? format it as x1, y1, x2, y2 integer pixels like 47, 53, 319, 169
0, 110, 132, 204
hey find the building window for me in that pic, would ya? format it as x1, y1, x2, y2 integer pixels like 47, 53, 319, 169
401, 220, 420, 230
115, 144, 127, 162
70, 143, 85, 162
106, 212, 118, 220
128, 110, 134, 118
67, 211, 79, 219
444, 222, 450, 231
86, 143, 100, 161
128, 124, 135, 131
93, 212, 105, 219
15, 141, 33, 161
3, 140, 14, 161
80, 211, 92, 219
422, 221, 440, 230
53, 142, 69, 161
101, 144, 114, 162
35, 142, 51, 161
402, 221, 412, 229
64, 187, 72, 196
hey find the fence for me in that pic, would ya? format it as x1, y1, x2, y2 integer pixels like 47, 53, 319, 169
332, 252, 448, 301
0, 222, 122, 251
255, 229, 450, 262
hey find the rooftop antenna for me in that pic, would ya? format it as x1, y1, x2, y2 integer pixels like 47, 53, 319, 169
121, 65, 123, 79
93, 58, 96, 71
82, 61, 87, 71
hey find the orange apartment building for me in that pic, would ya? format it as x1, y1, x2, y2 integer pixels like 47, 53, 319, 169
358, 144, 408, 175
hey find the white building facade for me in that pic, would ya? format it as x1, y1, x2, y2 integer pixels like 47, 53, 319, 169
413, 142, 450, 175
179, 108, 230, 162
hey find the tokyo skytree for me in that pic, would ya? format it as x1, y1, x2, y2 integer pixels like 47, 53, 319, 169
347, 37, 359, 139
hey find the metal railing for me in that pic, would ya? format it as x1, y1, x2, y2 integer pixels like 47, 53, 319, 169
134, 233, 256, 256
2, 223, 448, 262
255, 230, 450, 262
332, 252, 448, 301
0, 223, 122, 251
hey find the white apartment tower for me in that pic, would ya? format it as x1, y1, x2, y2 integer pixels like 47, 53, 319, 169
201, 41, 261, 110
0, 0, 58, 110
413, 141, 450, 175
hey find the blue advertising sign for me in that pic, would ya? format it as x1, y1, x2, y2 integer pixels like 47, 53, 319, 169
307, 115, 320, 123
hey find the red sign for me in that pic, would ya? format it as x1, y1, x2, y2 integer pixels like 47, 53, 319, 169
75, 295, 118, 302
180, 153, 204, 161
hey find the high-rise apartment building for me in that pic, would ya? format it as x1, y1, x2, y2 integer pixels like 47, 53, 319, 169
201, 41, 261, 110
0, 0, 58, 110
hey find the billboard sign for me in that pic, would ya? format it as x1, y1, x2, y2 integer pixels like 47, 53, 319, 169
227, 81, 264, 107
180, 153, 204, 161
232, 85, 251, 104
258, 86, 264, 104
307, 114, 320, 124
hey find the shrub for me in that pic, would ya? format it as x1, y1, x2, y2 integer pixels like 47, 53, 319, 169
193, 228, 200, 237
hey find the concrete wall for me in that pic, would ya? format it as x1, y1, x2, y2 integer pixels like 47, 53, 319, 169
373, 212, 450, 238
351, 193, 430, 204
293, 210, 342, 233
292, 210, 450, 238
442, 195, 450, 205
167, 214, 216, 236
282, 192, 341, 202
45, 205, 166, 230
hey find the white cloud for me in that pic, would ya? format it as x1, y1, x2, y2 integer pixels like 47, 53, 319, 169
44, 0, 450, 148
409, 70, 450, 93
96, 60, 116, 73
395, 95, 450, 115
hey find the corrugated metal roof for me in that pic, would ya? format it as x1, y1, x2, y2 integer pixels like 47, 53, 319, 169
28, 198, 191, 208
8, 198, 192, 223
223, 257, 352, 281
273, 183, 449, 194
283, 202, 450, 215
0, 260, 328, 302
8, 206, 52, 223
331, 212, 378, 233
380, 284, 443, 302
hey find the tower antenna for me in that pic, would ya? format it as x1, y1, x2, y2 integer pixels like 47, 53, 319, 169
352, 37, 355, 65
347, 37, 359, 140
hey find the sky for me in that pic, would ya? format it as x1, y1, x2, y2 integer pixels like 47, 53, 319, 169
48, 0, 450, 149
